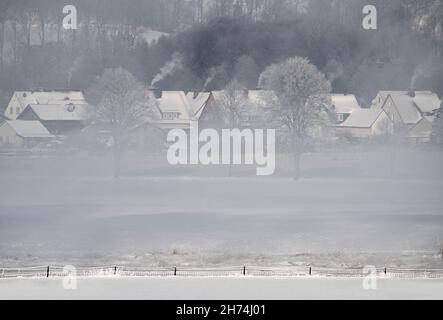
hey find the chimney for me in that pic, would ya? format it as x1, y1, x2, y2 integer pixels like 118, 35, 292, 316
408, 87, 416, 98
151, 86, 162, 99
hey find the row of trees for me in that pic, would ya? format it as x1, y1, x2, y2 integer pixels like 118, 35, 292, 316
88, 56, 332, 178
88, 60, 443, 179
0, 0, 308, 70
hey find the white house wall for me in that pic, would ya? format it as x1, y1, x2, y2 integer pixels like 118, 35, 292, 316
4, 94, 22, 120
0, 122, 23, 146
371, 111, 394, 136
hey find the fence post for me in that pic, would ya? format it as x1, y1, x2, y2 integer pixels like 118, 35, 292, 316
174, 267, 177, 276
309, 266, 312, 276
114, 266, 117, 275
243, 266, 246, 276
46, 266, 50, 278
384, 267, 387, 275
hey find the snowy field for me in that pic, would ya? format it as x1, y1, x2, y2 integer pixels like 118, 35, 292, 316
1, 277, 442, 300
0, 149, 443, 269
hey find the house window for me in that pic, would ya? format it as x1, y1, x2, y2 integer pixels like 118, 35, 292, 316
162, 112, 180, 120
16, 107, 21, 114
336, 113, 344, 122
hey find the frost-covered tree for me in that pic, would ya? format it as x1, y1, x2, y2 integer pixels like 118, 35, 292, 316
216, 79, 249, 176
87, 67, 158, 177
259, 56, 332, 179
218, 79, 248, 129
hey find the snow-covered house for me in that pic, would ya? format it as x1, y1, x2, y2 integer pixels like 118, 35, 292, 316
241, 90, 279, 128
209, 89, 278, 129
0, 120, 55, 147
4, 90, 87, 120
152, 90, 212, 130
331, 94, 361, 124
336, 108, 393, 138
371, 90, 441, 142
17, 103, 90, 135
407, 116, 435, 143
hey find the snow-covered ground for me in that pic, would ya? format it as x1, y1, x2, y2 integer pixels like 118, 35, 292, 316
1, 277, 442, 300
0, 150, 442, 269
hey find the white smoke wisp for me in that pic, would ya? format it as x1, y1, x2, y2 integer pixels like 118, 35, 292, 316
67, 55, 84, 87
151, 52, 184, 87
411, 66, 425, 88
323, 59, 344, 82
203, 67, 218, 91
410, 60, 434, 88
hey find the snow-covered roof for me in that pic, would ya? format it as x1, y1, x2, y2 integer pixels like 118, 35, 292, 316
13, 90, 86, 108
412, 93, 441, 113
372, 91, 441, 119
185, 92, 211, 119
154, 91, 211, 124
248, 90, 278, 107
4, 120, 54, 138
155, 91, 191, 121
339, 108, 385, 128
23, 104, 90, 121
211, 89, 277, 110
136, 27, 169, 45
387, 94, 423, 125
331, 94, 361, 114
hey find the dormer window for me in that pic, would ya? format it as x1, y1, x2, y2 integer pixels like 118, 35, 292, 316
336, 113, 344, 122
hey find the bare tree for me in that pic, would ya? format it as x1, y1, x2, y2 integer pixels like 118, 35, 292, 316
259, 56, 332, 179
87, 67, 158, 177
217, 79, 248, 176
218, 79, 247, 127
